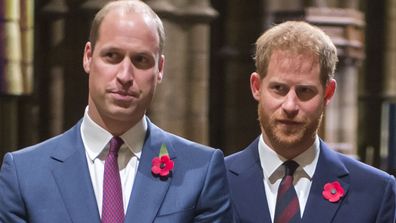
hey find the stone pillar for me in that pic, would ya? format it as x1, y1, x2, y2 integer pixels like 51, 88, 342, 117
39, 0, 68, 137
383, 1, 396, 98
147, 0, 187, 139
20, 0, 34, 94
360, 0, 386, 167
80, 0, 108, 10
0, 0, 23, 95
209, 0, 264, 153
61, 1, 91, 129
382, 0, 396, 172
269, 0, 304, 11
183, 0, 217, 143
0, 0, 21, 156
36, 0, 92, 139
148, 0, 217, 144
326, 62, 359, 157
0, 0, 36, 158
308, 8, 365, 157
0, 97, 18, 158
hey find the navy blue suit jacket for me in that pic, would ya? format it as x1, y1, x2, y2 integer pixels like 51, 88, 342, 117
225, 137, 396, 223
0, 119, 232, 223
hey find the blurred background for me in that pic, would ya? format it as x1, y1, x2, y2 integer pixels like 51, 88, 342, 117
1, 0, 396, 174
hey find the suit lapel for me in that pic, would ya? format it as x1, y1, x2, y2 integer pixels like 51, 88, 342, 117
228, 138, 272, 223
302, 141, 350, 223
50, 122, 100, 223
125, 120, 174, 222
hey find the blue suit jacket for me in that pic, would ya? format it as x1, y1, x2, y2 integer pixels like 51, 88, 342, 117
0, 119, 233, 223
225, 137, 396, 223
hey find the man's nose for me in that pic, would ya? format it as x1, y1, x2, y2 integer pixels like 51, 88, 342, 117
117, 58, 134, 85
281, 90, 299, 115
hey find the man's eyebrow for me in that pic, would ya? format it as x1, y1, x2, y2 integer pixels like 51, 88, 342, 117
100, 46, 121, 51
268, 80, 286, 84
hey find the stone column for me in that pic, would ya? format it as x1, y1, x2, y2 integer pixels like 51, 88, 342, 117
0, 0, 22, 156
383, 1, 396, 101
0, 97, 18, 157
326, 61, 359, 157
311, 8, 364, 157
0, 0, 23, 94
182, 0, 217, 143
382, 0, 396, 172
211, 0, 264, 153
147, 0, 187, 139
360, 0, 386, 167
0, 0, 35, 157
60, 0, 92, 129
80, 0, 108, 10
148, 0, 217, 144
39, 0, 68, 137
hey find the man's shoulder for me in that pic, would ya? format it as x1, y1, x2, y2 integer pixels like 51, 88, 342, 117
225, 148, 250, 166
225, 137, 259, 163
148, 121, 219, 156
224, 137, 260, 175
337, 151, 394, 182
321, 142, 395, 184
162, 130, 220, 157
7, 122, 81, 162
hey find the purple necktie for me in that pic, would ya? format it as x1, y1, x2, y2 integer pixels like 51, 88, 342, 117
102, 136, 124, 223
274, 160, 301, 223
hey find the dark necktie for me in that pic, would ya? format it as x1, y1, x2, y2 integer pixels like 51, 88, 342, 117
102, 136, 125, 223
274, 160, 301, 223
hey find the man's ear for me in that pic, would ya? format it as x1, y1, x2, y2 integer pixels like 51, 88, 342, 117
324, 78, 337, 105
83, 42, 92, 74
157, 55, 165, 82
250, 72, 262, 101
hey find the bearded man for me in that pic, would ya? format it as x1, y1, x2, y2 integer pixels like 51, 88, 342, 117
225, 21, 396, 223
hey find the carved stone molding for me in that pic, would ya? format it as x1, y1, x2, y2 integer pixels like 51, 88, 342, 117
42, 0, 69, 16
179, 1, 218, 23
80, 0, 108, 12
146, 0, 217, 23
273, 7, 365, 62
145, 0, 177, 18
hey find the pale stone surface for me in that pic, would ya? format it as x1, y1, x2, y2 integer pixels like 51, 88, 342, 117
148, 0, 216, 144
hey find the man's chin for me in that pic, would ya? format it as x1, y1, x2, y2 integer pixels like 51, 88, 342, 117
272, 132, 305, 148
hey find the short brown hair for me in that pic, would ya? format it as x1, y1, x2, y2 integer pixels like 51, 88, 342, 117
89, 0, 165, 54
254, 21, 338, 85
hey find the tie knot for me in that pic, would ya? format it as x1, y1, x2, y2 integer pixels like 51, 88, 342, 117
109, 136, 124, 154
283, 160, 299, 176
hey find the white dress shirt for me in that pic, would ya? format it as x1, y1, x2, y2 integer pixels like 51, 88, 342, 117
80, 107, 147, 216
258, 135, 320, 221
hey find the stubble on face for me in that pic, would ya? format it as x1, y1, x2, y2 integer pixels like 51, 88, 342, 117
258, 100, 324, 158
255, 50, 326, 158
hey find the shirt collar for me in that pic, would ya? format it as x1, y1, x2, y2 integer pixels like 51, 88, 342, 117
81, 107, 147, 161
258, 135, 320, 181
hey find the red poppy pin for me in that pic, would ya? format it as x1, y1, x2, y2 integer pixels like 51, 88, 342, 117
151, 144, 174, 178
322, 181, 344, 202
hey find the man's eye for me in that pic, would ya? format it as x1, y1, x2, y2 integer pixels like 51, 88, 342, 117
103, 52, 122, 63
271, 85, 288, 95
132, 55, 155, 70
296, 87, 316, 101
